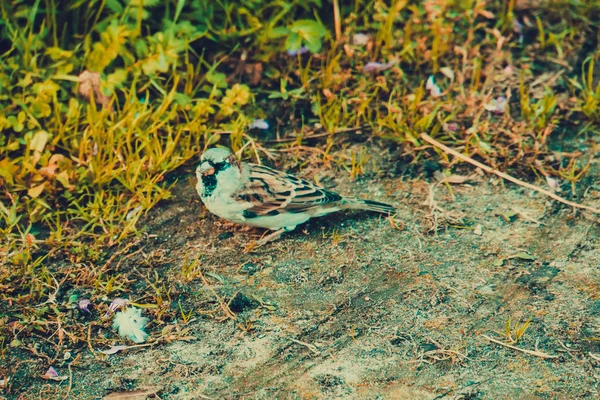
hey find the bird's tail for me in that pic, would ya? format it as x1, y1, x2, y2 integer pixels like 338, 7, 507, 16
342, 198, 395, 215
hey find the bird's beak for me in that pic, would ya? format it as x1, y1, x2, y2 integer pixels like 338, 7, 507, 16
198, 163, 215, 176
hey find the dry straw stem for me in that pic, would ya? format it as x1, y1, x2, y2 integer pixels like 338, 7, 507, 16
481, 335, 558, 360
333, 0, 341, 42
289, 337, 321, 355
420, 133, 600, 214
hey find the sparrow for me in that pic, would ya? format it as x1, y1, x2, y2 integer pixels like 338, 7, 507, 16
195, 147, 395, 245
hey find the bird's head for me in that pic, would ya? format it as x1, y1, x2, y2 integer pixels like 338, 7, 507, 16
196, 148, 242, 197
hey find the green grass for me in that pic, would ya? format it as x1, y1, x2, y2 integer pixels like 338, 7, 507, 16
1, 0, 600, 393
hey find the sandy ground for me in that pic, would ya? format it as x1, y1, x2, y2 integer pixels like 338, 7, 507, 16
14, 147, 600, 399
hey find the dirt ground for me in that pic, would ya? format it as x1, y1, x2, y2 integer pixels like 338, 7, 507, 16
15, 144, 600, 399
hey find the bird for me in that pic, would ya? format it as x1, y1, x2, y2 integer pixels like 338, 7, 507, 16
195, 147, 395, 246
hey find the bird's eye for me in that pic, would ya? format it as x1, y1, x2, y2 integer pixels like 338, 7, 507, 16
213, 161, 227, 171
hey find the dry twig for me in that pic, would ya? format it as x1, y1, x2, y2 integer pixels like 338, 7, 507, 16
481, 335, 558, 359
421, 133, 600, 214
289, 338, 321, 355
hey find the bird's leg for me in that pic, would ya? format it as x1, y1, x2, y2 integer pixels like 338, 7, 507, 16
244, 226, 297, 252
256, 228, 286, 246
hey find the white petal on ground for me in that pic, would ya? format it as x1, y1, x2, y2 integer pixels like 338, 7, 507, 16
426, 75, 435, 90
546, 176, 560, 192
99, 345, 129, 355
112, 307, 149, 343
364, 60, 396, 73
249, 119, 269, 130
430, 84, 443, 98
353, 33, 370, 46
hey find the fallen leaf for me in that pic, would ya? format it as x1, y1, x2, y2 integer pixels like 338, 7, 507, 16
29, 130, 49, 164
103, 388, 160, 400
243, 62, 263, 86
0, 158, 19, 185
28, 183, 46, 198
478, 9, 495, 19
56, 171, 70, 187
343, 43, 354, 57
322, 88, 334, 101
78, 70, 112, 109
474, 224, 483, 235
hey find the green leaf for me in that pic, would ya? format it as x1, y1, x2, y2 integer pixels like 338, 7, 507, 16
174, 0, 186, 23
206, 71, 227, 88
290, 19, 326, 38
492, 259, 504, 267
269, 27, 290, 39
206, 272, 225, 283
105, 0, 123, 13
285, 32, 302, 52
289, 19, 325, 53
28, 0, 42, 24
303, 34, 322, 53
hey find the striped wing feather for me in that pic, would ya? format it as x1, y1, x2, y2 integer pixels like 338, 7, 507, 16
236, 164, 342, 216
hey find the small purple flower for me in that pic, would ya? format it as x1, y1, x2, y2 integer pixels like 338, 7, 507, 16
484, 96, 508, 114
364, 61, 396, 73
287, 47, 309, 56
45, 367, 58, 378
443, 122, 459, 133
105, 298, 128, 317
513, 19, 523, 34
513, 19, 524, 43
78, 299, 92, 313
495, 96, 508, 113
249, 119, 269, 130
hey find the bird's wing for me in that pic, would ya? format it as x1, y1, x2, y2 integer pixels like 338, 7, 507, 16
235, 164, 343, 217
